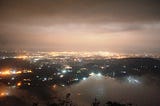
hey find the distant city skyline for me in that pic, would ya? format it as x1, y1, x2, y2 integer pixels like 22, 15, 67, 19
0, 0, 160, 53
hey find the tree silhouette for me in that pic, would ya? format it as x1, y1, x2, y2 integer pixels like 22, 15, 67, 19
92, 98, 100, 106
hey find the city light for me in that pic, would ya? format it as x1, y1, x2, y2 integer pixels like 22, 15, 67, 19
16, 71, 22, 74
82, 77, 87, 80
127, 76, 141, 84
60, 75, 64, 78
97, 73, 102, 76
14, 55, 28, 59
89, 72, 102, 77
48, 51, 126, 59
74, 78, 79, 81
0, 69, 32, 76
89, 72, 95, 76
17, 82, 22, 87
0, 92, 9, 97
53, 84, 57, 89
62, 70, 67, 74
0, 70, 10, 75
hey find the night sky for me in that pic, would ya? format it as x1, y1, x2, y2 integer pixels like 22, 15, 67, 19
0, 0, 160, 53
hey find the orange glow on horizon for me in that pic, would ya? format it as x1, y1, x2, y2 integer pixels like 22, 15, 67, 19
15, 55, 28, 59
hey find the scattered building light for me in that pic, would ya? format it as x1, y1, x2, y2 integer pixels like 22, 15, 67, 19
89, 72, 95, 76
62, 70, 67, 74
82, 77, 87, 80
53, 84, 57, 89
97, 73, 102, 76
60, 75, 64, 78
17, 82, 22, 87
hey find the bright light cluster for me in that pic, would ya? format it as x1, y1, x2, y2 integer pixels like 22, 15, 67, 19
0, 92, 9, 97
48, 51, 125, 59
14, 55, 28, 59
127, 76, 141, 84
0, 69, 21, 76
89, 72, 102, 77
0, 69, 32, 76
0, 90, 9, 97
